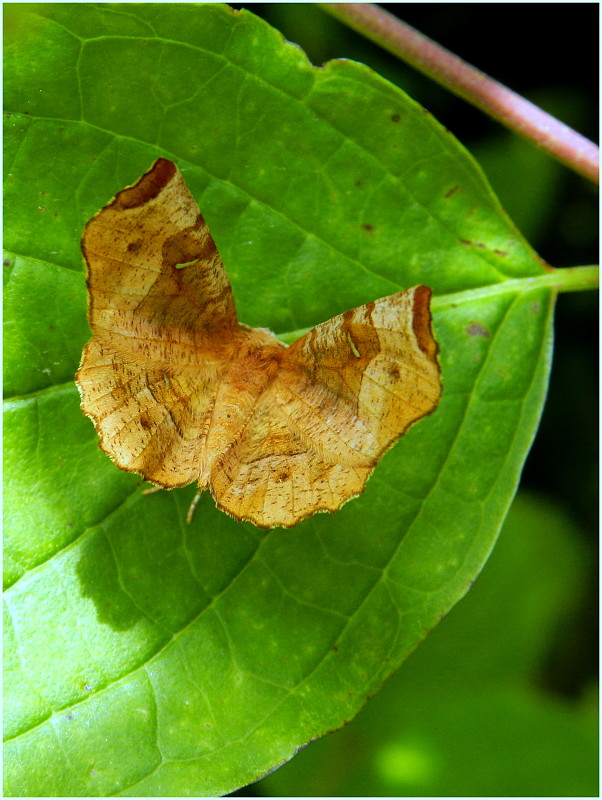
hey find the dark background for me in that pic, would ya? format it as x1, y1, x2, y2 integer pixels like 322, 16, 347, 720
228, 2, 598, 793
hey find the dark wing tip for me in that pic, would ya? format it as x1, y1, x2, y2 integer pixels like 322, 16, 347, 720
112, 159, 178, 211
411, 285, 438, 362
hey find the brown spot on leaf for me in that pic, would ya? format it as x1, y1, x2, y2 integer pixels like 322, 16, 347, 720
466, 323, 490, 338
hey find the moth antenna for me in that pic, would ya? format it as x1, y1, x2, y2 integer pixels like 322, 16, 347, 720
142, 485, 162, 496
187, 489, 204, 524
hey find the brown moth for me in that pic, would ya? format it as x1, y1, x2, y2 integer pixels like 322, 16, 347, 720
76, 159, 442, 528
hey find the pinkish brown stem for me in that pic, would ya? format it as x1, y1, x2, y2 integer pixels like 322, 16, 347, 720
321, 3, 599, 184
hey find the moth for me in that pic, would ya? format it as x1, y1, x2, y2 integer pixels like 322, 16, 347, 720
76, 159, 441, 527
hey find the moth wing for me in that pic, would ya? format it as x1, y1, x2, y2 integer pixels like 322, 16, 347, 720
81, 158, 237, 362
209, 286, 441, 527
77, 159, 237, 487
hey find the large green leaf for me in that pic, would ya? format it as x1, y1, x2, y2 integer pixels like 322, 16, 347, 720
258, 491, 598, 796
3, 4, 584, 796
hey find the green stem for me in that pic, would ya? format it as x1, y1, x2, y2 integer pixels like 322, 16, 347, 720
319, 3, 599, 184
433, 265, 599, 311
278, 266, 599, 343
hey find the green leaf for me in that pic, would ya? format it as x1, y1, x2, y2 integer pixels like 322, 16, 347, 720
3, 3, 588, 796
258, 491, 598, 796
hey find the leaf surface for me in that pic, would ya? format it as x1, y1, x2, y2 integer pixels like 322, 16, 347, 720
259, 492, 598, 797
4, 4, 555, 795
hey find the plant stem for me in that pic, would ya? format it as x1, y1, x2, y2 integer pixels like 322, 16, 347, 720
278, 266, 599, 343
432, 265, 599, 312
320, 3, 599, 184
